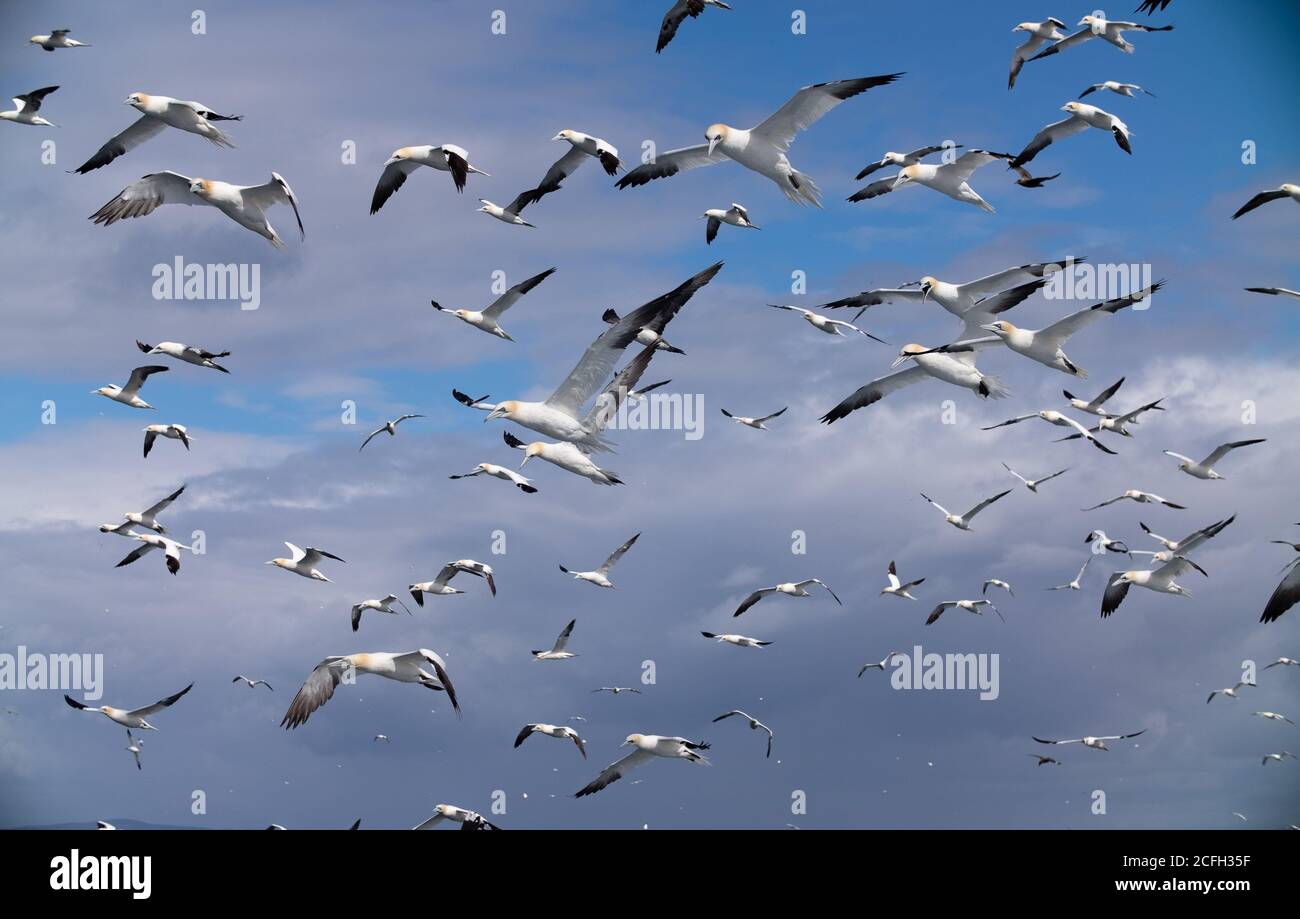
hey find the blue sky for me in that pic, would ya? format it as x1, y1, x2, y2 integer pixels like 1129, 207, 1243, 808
1, 0, 1298, 829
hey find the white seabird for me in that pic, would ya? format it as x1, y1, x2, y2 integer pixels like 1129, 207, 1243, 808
267, 543, 345, 582
1009, 19, 1067, 88
92, 365, 168, 409
408, 564, 479, 605
75, 93, 241, 174
477, 193, 537, 227
1264, 658, 1299, 670
1048, 555, 1092, 591
919, 489, 1012, 532
232, 675, 273, 691
852, 149, 1012, 213
1010, 101, 1132, 166
982, 410, 1117, 454
504, 431, 622, 486
351, 594, 412, 632
514, 723, 587, 759
1085, 530, 1131, 554
1032, 729, 1146, 751
513, 131, 622, 210
1130, 515, 1235, 564
1101, 556, 1207, 617
99, 484, 185, 535
449, 559, 496, 595
768, 304, 887, 342
593, 686, 642, 695
1054, 399, 1164, 441
448, 462, 538, 494
533, 619, 577, 660
281, 650, 459, 728
559, 533, 640, 588
1232, 184, 1300, 220
1063, 377, 1126, 417
125, 731, 143, 770
136, 339, 230, 373
700, 631, 771, 648
1029, 16, 1173, 61
1002, 461, 1070, 494
359, 414, 424, 451
115, 533, 191, 575
1245, 286, 1300, 299
1, 86, 58, 126
925, 599, 1003, 626
880, 561, 924, 600
142, 423, 189, 458
64, 683, 192, 730
30, 30, 90, 51
1207, 681, 1254, 704
1163, 439, 1266, 480
713, 710, 774, 758
703, 203, 759, 244
1253, 711, 1296, 726
983, 578, 1014, 597
91, 171, 304, 248
721, 406, 786, 430
856, 144, 959, 180
1084, 490, 1185, 511
431, 267, 554, 341
858, 650, 905, 676
1079, 81, 1156, 99
657, 0, 731, 53
574, 734, 710, 797
412, 804, 499, 830
733, 579, 841, 617
600, 308, 686, 355
1263, 752, 1297, 765
616, 75, 903, 206
370, 145, 489, 213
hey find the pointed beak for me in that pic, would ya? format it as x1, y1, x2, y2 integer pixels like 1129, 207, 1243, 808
484, 407, 505, 421
520, 454, 531, 467
707, 137, 719, 156
551, 133, 564, 141
891, 175, 907, 190
980, 323, 1000, 333
890, 354, 911, 369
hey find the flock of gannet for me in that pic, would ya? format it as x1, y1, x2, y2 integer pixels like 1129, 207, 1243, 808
23, 3, 1297, 830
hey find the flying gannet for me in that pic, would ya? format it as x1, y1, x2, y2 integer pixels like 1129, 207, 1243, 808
1084, 490, 1185, 511
1163, 439, 1267, 480
983, 578, 1014, 597
1008, 163, 1061, 187
880, 561, 924, 600
115, 533, 191, 575
926, 599, 1003, 625
1054, 399, 1164, 441
65, 683, 193, 730
99, 484, 185, 535
616, 75, 903, 206
412, 804, 499, 830
1262, 752, 1297, 765
281, 650, 459, 728
1032, 729, 1145, 751
232, 676, 273, 690
1253, 711, 1296, 726
370, 145, 489, 213
1010, 102, 1132, 167
1207, 682, 1254, 704
1232, 184, 1300, 220
142, 423, 189, 458
358, 414, 424, 451
703, 203, 759, 243
1085, 530, 1131, 554
852, 149, 1013, 213
1008, 19, 1067, 89
1, 86, 58, 126
574, 734, 710, 796
431, 267, 555, 342
136, 339, 230, 373
657, 0, 731, 53
514, 723, 587, 759
30, 30, 90, 51
721, 406, 786, 430
504, 431, 622, 486
856, 144, 959, 180
409, 564, 474, 605
559, 533, 640, 588
75, 93, 241, 173
1130, 516, 1235, 564
92, 365, 168, 409
1261, 559, 1300, 624
600, 308, 687, 355
982, 410, 1117, 454
1063, 377, 1126, 417
700, 631, 771, 648
448, 462, 538, 494
858, 650, 905, 676
533, 619, 577, 660
1048, 556, 1092, 591
125, 731, 143, 770
1028, 754, 1061, 766
593, 686, 642, 694
919, 489, 1012, 532
267, 543, 345, 582
1002, 462, 1070, 493
512, 131, 622, 211
734, 579, 841, 617
1080, 81, 1155, 99
1101, 557, 1207, 617
1245, 286, 1300, 299
91, 171, 304, 248
713, 710, 774, 758
1029, 16, 1173, 61
351, 595, 411, 632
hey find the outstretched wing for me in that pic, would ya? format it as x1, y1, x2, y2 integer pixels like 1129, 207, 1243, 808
616, 144, 727, 189
142, 484, 186, 518
1011, 115, 1089, 167
75, 115, 167, 174
600, 533, 641, 573
574, 747, 654, 797
370, 159, 420, 214
1035, 281, 1163, 349
483, 267, 556, 319
552, 618, 577, 652
819, 366, 930, 424
242, 173, 304, 240
127, 682, 193, 718
89, 172, 206, 225
751, 75, 903, 152
281, 659, 348, 729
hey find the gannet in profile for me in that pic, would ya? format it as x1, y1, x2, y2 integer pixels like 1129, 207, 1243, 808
1232, 184, 1300, 220
513, 131, 622, 210
1008, 19, 1067, 88
1029, 16, 1173, 60
281, 650, 460, 728
408, 564, 476, 605
880, 561, 924, 600
115, 533, 191, 575
1262, 752, 1298, 765
448, 462, 538, 494
514, 723, 587, 759
351, 594, 411, 632
856, 144, 959, 180
448, 560, 496, 595
925, 599, 1003, 625
919, 489, 1012, 532
1084, 490, 1185, 511
99, 485, 185, 535
136, 339, 230, 373
593, 686, 642, 694
983, 578, 1014, 598
821, 341, 1008, 423
1064, 377, 1126, 417
574, 734, 710, 797
713, 710, 774, 758
982, 410, 1117, 454
533, 619, 577, 660
232, 676, 273, 690
477, 194, 536, 227
1, 86, 58, 126
1048, 556, 1092, 591
1253, 711, 1296, 726
769, 305, 886, 342
1163, 439, 1266, 480
616, 75, 903, 206
477, 263, 722, 450
721, 406, 786, 430
358, 414, 424, 451
1054, 399, 1164, 441
858, 650, 905, 676
412, 804, 499, 831
1129, 516, 1235, 564
30, 30, 90, 51
1079, 81, 1156, 99
267, 543, 345, 582
504, 431, 622, 486
1010, 102, 1132, 167
125, 731, 143, 770
733, 579, 841, 617
92, 365, 168, 409
370, 145, 489, 213
91, 171, 304, 248
864, 149, 1012, 213
142, 423, 189, 458
1246, 286, 1300, 299
431, 267, 554, 341
1085, 530, 1131, 554
1002, 462, 1070, 494
969, 282, 1163, 377
65, 683, 193, 730
1032, 729, 1146, 751
75, 93, 242, 173
1101, 557, 1207, 617
1207, 682, 1254, 704
559, 533, 640, 588
657, 0, 731, 53
1264, 658, 1299, 670
703, 203, 759, 243
700, 631, 771, 648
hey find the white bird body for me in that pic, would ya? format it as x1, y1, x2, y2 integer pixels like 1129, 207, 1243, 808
1207, 681, 1254, 704
703, 203, 759, 243
1262, 752, 1297, 765
1033, 16, 1174, 59
478, 197, 534, 227
574, 733, 710, 797
984, 410, 1117, 454
1, 86, 58, 126
65, 683, 192, 731
232, 675, 273, 690
1033, 729, 1146, 751
1102, 557, 1208, 617
560, 533, 639, 588
93, 365, 168, 409
30, 30, 90, 50
281, 650, 459, 728
1049, 556, 1092, 591
448, 462, 538, 494
701, 631, 771, 648
408, 564, 476, 604
431, 267, 553, 342
142, 423, 190, 458
920, 489, 1012, 532
359, 414, 424, 451
1081, 81, 1155, 99
1002, 462, 1070, 493
1009, 19, 1068, 88
769, 304, 886, 341
515, 723, 587, 759
713, 710, 774, 758
889, 150, 1010, 213
267, 542, 344, 582
351, 594, 411, 632
926, 599, 1003, 625
1163, 439, 1267, 479
1253, 711, 1296, 726
859, 650, 905, 676
508, 433, 622, 486
412, 804, 498, 830
370, 144, 488, 212
881, 561, 924, 599
721, 406, 786, 429
115, 533, 191, 575
733, 579, 841, 617
101, 485, 184, 536
533, 619, 577, 660
75, 93, 241, 173
137, 340, 230, 373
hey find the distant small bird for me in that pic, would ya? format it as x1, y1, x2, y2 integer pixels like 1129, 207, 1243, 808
983, 578, 1014, 597
412, 804, 499, 830
93, 365, 168, 409
431, 267, 554, 342
1008, 163, 1061, 188
559, 534, 640, 589
373, 734, 390, 743
1085, 530, 1130, 554
1002, 462, 1070, 494
1, 86, 59, 126
359, 414, 424, 451
232, 676, 273, 691
734, 579, 841, 617
142, 423, 189, 458
593, 687, 642, 695
116, 533, 191, 575
703, 203, 759, 244
1028, 754, 1060, 766
880, 561, 924, 600
533, 619, 578, 660
1207, 681, 1254, 704
30, 30, 90, 51
1264, 658, 1299, 670
1084, 490, 1185, 511
1253, 711, 1296, 726
926, 599, 1003, 625
1048, 556, 1092, 591
268, 543, 344, 582
514, 723, 587, 759
713, 710, 774, 758
858, 650, 905, 676
920, 489, 1012, 531
1262, 752, 1297, 766
448, 462, 538, 494
351, 594, 411, 632
657, 0, 732, 53
1033, 729, 1145, 751
701, 631, 771, 649
1079, 81, 1155, 99
126, 731, 143, 770
136, 340, 230, 373
721, 406, 786, 430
